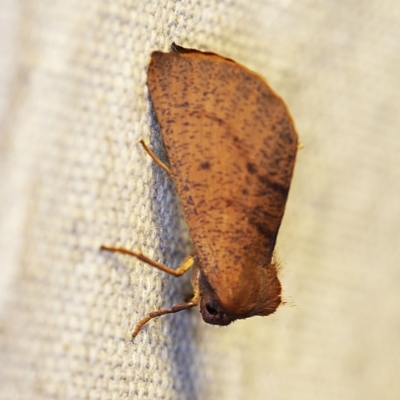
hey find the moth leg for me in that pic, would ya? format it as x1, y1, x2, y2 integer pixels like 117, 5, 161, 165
132, 278, 200, 339
100, 245, 198, 339
139, 140, 172, 176
100, 245, 195, 276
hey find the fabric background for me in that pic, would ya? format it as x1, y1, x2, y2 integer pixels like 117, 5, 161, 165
0, 0, 399, 399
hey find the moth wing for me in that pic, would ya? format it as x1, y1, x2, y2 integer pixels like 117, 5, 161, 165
147, 49, 297, 316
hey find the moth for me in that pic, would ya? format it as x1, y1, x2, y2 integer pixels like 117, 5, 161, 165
101, 43, 298, 339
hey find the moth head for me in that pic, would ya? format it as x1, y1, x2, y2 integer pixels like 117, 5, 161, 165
197, 261, 282, 326
199, 296, 234, 326
199, 285, 236, 326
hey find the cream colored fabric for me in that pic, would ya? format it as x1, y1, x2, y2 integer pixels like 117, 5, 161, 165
0, 1, 399, 399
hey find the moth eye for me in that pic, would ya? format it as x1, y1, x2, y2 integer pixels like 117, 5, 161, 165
206, 302, 219, 316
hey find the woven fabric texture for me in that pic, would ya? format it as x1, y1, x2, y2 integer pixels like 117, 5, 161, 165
0, 1, 399, 399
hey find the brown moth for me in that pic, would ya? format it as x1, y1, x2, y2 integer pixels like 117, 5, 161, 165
101, 43, 298, 339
